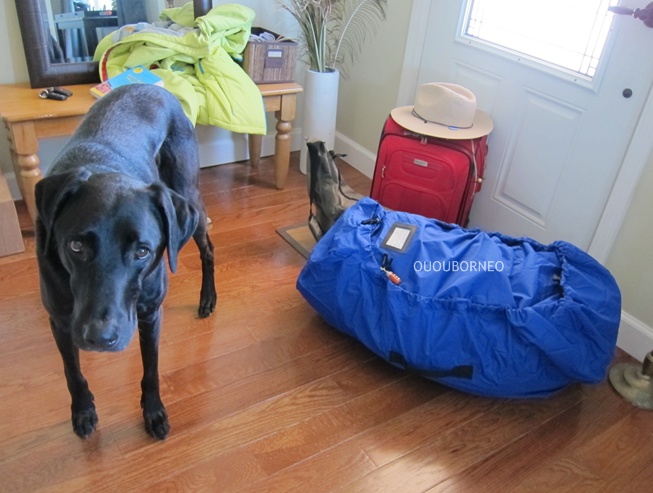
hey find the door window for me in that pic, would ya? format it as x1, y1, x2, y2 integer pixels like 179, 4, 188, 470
461, 0, 616, 80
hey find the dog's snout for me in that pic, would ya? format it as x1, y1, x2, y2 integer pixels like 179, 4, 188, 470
82, 320, 119, 351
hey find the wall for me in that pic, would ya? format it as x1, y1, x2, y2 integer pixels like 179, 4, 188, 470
334, 0, 414, 177
607, 150, 653, 359
1, 0, 29, 85
0, 0, 27, 193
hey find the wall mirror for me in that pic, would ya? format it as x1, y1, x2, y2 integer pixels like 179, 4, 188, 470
15, 0, 212, 88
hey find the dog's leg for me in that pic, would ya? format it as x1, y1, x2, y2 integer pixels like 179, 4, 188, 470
156, 130, 216, 318
50, 319, 98, 438
194, 207, 217, 319
138, 308, 169, 439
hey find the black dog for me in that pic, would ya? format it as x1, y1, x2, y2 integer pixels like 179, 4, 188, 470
35, 84, 216, 439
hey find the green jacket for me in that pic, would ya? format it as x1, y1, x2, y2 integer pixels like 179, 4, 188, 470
94, 3, 266, 134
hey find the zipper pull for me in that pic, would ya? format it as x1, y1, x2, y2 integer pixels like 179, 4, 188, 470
380, 254, 401, 285
381, 267, 402, 285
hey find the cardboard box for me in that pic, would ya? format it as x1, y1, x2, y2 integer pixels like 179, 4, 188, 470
243, 28, 297, 84
0, 175, 24, 257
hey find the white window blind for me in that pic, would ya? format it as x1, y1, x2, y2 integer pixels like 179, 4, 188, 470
463, 0, 616, 78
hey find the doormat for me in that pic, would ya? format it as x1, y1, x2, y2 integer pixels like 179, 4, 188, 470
276, 222, 316, 259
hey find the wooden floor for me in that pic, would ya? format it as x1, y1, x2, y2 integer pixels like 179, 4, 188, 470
0, 153, 651, 493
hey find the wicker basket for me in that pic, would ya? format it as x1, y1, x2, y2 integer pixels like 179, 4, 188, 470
243, 28, 297, 84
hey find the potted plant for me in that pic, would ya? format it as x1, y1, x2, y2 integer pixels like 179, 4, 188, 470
277, 0, 388, 73
276, 0, 388, 172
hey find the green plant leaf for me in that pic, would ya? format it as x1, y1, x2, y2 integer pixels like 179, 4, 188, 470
276, 0, 388, 74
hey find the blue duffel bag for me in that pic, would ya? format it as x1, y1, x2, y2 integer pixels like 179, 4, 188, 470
296, 198, 621, 398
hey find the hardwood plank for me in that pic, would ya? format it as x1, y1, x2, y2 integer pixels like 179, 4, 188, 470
236, 444, 378, 493
143, 448, 268, 493
513, 392, 653, 493
161, 320, 349, 402
248, 376, 446, 476
107, 341, 376, 455
424, 385, 625, 492
141, 378, 441, 492
338, 387, 584, 492
39, 349, 386, 492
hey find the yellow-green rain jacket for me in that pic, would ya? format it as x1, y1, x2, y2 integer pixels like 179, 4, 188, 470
94, 3, 266, 134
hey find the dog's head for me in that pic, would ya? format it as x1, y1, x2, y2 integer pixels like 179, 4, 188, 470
35, 171, 198, 352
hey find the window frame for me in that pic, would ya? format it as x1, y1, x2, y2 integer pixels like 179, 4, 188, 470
456, 0, 617, 92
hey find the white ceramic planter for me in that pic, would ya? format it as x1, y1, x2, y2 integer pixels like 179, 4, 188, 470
300, 68, 340, 174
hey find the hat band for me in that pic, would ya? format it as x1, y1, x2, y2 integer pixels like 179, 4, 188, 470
411, 109, 473, 130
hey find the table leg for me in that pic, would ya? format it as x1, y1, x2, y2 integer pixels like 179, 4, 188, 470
7, 121, 42, 223
248, 134, 262, 168
274, 112, 292, 190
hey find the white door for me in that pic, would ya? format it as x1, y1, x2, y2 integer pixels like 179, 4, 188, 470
410, 0, 653, 249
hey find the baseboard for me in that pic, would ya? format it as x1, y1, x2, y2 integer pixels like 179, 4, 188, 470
334, 132, 377, 179
617, 312, 653, 361
196, 129, 250, 167
197, 126, 305, 168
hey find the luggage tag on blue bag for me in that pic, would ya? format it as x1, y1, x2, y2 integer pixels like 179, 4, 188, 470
381, 223, 417, 253
365, 221, 417, 285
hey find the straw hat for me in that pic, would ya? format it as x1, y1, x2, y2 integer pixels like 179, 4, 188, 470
391, 82, 493, 139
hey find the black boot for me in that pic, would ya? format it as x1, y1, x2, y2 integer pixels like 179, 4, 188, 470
306, 140, 363, 241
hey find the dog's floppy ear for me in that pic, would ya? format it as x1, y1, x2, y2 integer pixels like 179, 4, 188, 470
148, 182, 199, 273
35, 169, 91, 251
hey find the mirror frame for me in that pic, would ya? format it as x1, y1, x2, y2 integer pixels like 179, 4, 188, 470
15, 0, 101, 88
14, 0, 213, 89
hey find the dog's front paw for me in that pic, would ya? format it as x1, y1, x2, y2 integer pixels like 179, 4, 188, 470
198, 289, 217, 319
71, 407, 98, 438
198, 298, 216, 319
143, 406, 170, 440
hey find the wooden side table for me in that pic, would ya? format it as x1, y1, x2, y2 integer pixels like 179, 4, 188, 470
248, 82, 303, 191
0, 82, 302, 223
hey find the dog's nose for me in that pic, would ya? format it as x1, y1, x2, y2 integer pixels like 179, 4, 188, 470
82, 321, 119, 351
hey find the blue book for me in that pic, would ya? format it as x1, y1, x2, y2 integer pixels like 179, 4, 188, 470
90, 65, 164, 98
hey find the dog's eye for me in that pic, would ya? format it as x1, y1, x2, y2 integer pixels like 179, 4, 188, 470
135, 246, 150, 260
69, 240, 83, 253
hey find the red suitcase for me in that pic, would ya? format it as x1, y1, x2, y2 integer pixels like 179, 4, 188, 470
370, 116, 488, 226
